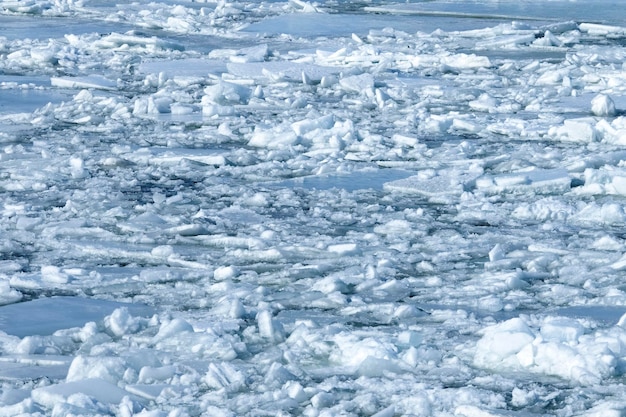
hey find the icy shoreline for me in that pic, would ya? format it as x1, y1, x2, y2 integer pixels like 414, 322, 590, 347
1, 0, 626, 416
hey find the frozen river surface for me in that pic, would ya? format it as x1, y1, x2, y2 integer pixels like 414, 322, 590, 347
1, 0, 626, 416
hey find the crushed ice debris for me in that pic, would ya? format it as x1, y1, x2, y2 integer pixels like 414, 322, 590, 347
1, 0, 626, 415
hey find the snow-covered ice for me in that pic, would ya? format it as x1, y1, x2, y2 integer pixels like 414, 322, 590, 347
1, 0, 626, 415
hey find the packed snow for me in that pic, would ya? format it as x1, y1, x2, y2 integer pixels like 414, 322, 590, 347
1, 0, 626, 415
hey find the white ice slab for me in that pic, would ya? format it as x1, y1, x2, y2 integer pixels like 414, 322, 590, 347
580, 23, 626, 35
227, 61, 340, 83
547, 306, 626, 326
0, 355, 71, 381
0, 297, 154, 337
549, 118, 599, 143
0, 15, 134, 41
126, 147, 229, 167
364, 1, 624, 26
31, 378, 145, 408
125, 383, 184, 401
365, 4, 549, 22
0, 79, 69, 115
275, 169, 412, 192
384, 171, 479, 198
50, 75, 117, 91
94, 33, 184, 51
544, 94, 626, 117
138, 58, 228, 77
475, 168, 571, 195
243, 10, 524, 37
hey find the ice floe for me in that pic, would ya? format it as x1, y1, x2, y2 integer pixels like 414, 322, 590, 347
0, 297, 154, 337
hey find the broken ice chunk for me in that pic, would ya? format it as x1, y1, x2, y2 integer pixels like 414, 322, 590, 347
291, 114, 334, 136
591, 94, 617, 117
468, 93, 497, 113
488, 244, 506, 262
40, 265, 72, 284
248, 126, 300, 149
205, 362, 246, 391
327, 243, 360, 256
580, 23, 626, 36
213, 265, 240, 281
339, 73, 374, 93
203, 81, 250, 105
0, 279, 21, 306
257, 310, 285, 343
153, 318, 194, 343
549, 118, 599, 143
229, 44, 269, 63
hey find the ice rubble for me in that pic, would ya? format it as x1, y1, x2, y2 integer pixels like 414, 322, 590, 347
1, 0, 626, 416
474, 315, 626, 386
